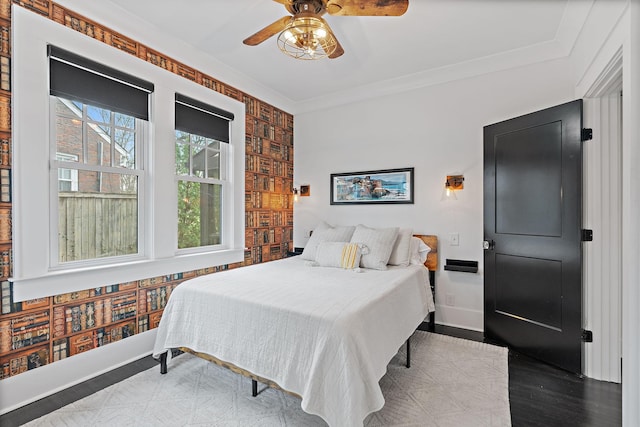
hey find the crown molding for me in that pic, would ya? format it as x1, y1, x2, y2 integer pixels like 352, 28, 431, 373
291, 0, 594, 115
52, 0, 593, 116
291, 40, 566, 114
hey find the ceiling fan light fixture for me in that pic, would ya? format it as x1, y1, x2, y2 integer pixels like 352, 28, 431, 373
277, 15, 337, 60
282, 30, 296, 42
314, 27, 327, 38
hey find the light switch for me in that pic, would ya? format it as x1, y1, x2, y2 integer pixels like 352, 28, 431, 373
450, 233, 459, 246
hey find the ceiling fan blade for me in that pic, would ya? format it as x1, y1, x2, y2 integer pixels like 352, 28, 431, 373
326, 26, 344, 59
243, 16, 292, 46
326, 0, 409, 16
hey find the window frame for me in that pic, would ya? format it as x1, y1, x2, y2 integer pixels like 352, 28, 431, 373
12, 7, 245, 301
175, 130, 229, 252
49, 95, 148, 268
174, 95, 233, 253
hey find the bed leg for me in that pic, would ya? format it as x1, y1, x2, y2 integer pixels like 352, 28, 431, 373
160, 351, 168, 374
252, 379, 258, 397
406, 337, 411, 369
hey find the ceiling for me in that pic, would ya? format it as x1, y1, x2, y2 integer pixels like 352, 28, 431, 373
89, 0, 591, 113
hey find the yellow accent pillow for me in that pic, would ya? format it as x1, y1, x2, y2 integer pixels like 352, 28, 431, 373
313, 242, 365, 270
340, 243, 362, 269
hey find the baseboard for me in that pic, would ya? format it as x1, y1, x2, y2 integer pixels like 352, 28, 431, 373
433, 304, 484, 332
0, 329, 157, 415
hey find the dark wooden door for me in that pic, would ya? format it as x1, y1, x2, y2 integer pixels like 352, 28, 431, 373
483, 100, 584, 374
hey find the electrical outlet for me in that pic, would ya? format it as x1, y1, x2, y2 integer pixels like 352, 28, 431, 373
445, 293, 456, 306
450, 233, 459, 246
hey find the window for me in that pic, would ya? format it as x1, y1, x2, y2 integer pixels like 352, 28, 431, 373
48, 46, 152, 265
175, 95, 233, 250
56, 153, 78, 191
12, 8, 245, 300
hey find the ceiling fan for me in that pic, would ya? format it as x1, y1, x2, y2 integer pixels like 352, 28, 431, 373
243, 0, 409, 60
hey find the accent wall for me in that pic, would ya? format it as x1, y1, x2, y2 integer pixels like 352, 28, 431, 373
0, 0, 293, 413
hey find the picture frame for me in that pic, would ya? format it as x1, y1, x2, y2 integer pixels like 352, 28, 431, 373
330, 167, 414, 205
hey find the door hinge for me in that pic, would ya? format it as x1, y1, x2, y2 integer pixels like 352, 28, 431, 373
582, 329, 593, 342
581, 229, 593, 241
582, 128, 593, 141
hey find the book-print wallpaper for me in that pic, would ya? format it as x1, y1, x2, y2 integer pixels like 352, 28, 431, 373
0, 0, 294, 380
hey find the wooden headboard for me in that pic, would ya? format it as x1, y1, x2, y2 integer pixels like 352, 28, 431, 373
414, 234, 437, 331
414, 234, 438, 272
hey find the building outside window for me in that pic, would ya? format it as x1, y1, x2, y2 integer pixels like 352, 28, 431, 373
56, 152, 78, 192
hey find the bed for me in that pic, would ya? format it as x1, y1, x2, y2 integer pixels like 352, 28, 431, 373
153, 232, 438, 427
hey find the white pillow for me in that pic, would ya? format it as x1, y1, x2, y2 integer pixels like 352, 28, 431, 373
300, 221, 330, 260
314, 242, 364, 270
301, 222, 356, 260
409, 237, 432, 265
387, 228, 413, 266
350, 224, 399, 270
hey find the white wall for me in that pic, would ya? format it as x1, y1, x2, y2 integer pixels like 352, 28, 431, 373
294, 57, 576, 331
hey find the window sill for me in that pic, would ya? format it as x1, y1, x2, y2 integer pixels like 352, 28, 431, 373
12, 248, 244, 301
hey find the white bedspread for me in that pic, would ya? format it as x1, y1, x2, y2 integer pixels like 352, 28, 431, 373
152, 257, 434, 427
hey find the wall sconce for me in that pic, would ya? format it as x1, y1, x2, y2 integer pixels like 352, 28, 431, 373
293, 185, 310, 202
444, 175, 464, 200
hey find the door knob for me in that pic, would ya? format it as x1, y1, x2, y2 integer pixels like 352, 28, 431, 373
483, 240, 495, 250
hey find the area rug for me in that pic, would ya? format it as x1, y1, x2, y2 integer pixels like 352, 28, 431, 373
25, 332, 511, 426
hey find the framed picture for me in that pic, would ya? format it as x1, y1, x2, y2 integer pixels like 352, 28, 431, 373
330, 167, 414, 205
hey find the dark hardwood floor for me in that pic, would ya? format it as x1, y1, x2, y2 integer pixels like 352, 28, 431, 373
508, 349, 621, 427
0, 356, 158, 427
0, 325, 622, 427
431, 325, 622, 427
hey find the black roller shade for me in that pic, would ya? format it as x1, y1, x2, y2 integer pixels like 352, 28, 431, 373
48, 45, 153, 120
175, 94, 233, 143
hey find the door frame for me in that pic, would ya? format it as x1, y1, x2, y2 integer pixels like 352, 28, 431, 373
582, 50, 623, 383
575, 7, 640, 422
622, 7, 640, 420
